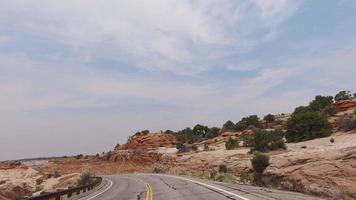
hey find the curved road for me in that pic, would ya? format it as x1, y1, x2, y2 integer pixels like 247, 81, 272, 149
81, 174, 323, 200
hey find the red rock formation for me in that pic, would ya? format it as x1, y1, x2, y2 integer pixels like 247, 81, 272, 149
334, 100, 356, 112
120, 133, 177, 150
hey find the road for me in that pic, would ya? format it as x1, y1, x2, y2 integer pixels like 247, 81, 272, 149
81, 174, 323, 200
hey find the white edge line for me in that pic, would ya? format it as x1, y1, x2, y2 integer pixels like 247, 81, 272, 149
159, 174, 250, 200
85, 178, 113, 200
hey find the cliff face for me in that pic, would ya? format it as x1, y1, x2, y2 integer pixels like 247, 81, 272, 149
120, 133, 177, 150
334, 99, 356, 112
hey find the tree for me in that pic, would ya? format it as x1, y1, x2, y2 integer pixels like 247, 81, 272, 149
225, 137, 239, 150
251, 153, 269, 174
141, 130, 150, 135
309, 95, 333, 112
251, 129, 285, 152
335, 91, 352, 101
205, 127, 221, 139
235, 115, 262, 131
263, 114, 275, 123
193, 124, 209, 138
176, 128, 200, 144
222, 120, 236, 132
323, 105, 337, 116
286, 110, 332, 142
293, 106, 311, 115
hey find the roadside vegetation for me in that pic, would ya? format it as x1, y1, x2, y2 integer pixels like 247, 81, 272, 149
77, 171, 95, 186
127, 90, 355, 152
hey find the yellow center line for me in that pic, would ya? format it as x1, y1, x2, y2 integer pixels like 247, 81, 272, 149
126, 175, 153, 200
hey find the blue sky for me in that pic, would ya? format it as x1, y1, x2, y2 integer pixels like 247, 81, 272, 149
0, 0, 356, 160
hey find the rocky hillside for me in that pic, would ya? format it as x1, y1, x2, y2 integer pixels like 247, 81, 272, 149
120, 133, 177, 150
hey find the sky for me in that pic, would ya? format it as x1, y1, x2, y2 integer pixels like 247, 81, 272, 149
1, 0, 356, 160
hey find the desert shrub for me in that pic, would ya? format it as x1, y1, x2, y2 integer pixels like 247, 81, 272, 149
263, 114, 275, 122
191, 144, 198, 151
53, 171, 61, 178
193, 124, 209, 138
35, 185, 43, 192
164, 130, 175, 134
152, 168, 165, 173
215, 173, 236, 183
251, 153, 269, 174
209, 169, 217, 179
309, 95, 333, 112
77, 171, 95, 186
114, 144, 121, 150
235, 115, 262, 131
225, 137, 239, 150
353, 110, 356, 116
330, 138, 335, 143
176, 128, 200, 144
286, 110, 331, 142
218, 164, 227, 173
251, 129, 285, 152
239, 171, 251, 184
335, 90, 352, 101
222, 120, 236, 132
104, 151, 112, 161
323, 105, 337, 116
203, 144, 209, 151
176, 143, 183, 150
141, 130, 150, 135
242, 135, 254, 147
74, 154, 83, 159
205, 127, 221, 139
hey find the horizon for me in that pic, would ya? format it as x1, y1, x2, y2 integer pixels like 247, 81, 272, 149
1, 0, 356, 160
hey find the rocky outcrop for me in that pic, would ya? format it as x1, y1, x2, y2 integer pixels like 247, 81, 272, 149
120, 133, 177, 150
334, 100, 356, 112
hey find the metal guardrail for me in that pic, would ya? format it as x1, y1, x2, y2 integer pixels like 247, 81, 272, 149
25, 177, 103, 200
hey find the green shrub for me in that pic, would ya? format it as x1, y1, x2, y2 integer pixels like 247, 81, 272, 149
77, 171, 95, 186
218, 164, 227, 173
263, 114, 275, 122
205, 127, 221, 139
242, 135, 254, 147
251, 153, 269, 174
225, 137, 239, 150
239, 171, 251, 184
323, 105, 337, 116
203, 144, 209, 151
74, 154, 83, 159
222, 120, 236, 132
251, 129, 285, 152
176, 143, 183, 150
235, 115, 262, 131
215, 173, 236, 183
141, 130, 150, 135
53, 171, 61, 178
104, 151, 112, 161
35, 185, 43, 192
286, 110, 331, 142
335, 91, 352, 101
309, 95, 333, 112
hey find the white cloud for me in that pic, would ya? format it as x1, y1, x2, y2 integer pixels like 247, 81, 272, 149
0, 0, 299, 74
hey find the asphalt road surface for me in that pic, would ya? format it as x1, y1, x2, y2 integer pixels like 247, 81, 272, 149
81, 174, 323, 200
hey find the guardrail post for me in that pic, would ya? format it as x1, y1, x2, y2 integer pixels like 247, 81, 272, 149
55, 194, 61, 200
